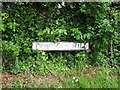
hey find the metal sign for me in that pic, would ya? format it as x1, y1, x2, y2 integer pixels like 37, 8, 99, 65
32, 42, 89, 51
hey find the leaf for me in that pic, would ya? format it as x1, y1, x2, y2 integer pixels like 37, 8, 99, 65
86, 33, 92, 39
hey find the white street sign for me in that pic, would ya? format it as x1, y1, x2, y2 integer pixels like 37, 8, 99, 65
32, 42, 89, 51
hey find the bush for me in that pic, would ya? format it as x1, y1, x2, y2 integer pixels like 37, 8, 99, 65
2, 2, 120, 74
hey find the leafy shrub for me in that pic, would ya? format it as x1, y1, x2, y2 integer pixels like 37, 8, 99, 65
2, 41, 20, 72
2, 2, 120, 74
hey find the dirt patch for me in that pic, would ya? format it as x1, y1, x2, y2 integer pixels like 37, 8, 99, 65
2, 71, 66, 88
2, 72, 15, 88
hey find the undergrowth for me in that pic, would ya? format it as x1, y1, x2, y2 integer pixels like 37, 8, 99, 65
7, 66, 119, 88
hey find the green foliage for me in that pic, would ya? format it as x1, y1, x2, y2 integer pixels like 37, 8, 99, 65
2, 41, 20, 72
2, 2, 120, 73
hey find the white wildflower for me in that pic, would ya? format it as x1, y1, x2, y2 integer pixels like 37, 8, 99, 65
72, 80, 74, 83
73, 77, 76, 80
75, 79, 79, 82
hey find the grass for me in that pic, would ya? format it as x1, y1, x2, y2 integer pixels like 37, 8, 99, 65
3, 65, 119, 88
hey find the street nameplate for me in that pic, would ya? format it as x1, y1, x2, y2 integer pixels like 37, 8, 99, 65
32, 42, 89, 51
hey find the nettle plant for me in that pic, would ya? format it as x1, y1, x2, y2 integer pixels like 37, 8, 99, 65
2, 2, 119, 74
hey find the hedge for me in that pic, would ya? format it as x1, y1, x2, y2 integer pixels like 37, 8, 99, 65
1, 2, 120, 74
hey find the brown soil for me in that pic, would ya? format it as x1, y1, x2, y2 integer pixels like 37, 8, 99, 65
1, 71, 66, 88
